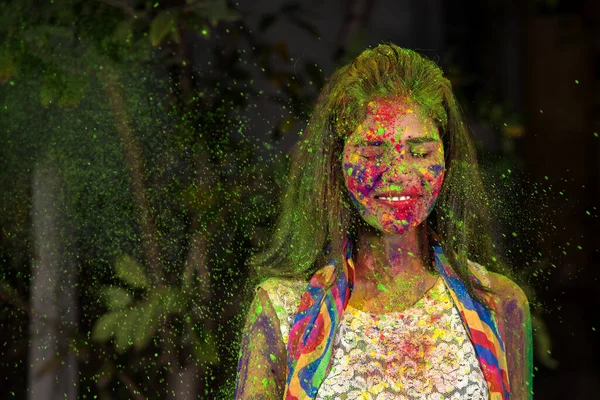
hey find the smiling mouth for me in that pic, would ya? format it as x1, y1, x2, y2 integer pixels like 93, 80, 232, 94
375, 195, 412, 202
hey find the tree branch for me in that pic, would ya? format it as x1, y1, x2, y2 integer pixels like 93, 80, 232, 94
100, 69, 165, 286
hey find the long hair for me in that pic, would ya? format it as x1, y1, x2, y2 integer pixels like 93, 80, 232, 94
248, 43, 508, 297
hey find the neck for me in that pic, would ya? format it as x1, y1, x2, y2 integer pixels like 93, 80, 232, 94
354, 224, 434, 284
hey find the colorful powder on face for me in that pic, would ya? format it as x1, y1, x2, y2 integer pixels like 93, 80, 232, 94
342, 97, 445, 234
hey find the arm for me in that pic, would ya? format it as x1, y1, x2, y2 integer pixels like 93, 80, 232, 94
234, 287, 287, 400
488, 273, 534, 400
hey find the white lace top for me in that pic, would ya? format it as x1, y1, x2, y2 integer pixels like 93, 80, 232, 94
259, 275, 490, 400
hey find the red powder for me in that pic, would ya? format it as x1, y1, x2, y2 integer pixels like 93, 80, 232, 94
367, 98, 413, 121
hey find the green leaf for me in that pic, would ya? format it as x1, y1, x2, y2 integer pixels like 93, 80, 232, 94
195, 0, 240, 26
132, 302, 160, 350
39, 75, 61, 107
92, 311, 121, 342
149, 10, 178, 47
181, 13, 211, 39
114, 309, 138, 353
57, 74, 87, 108
112, 18, 135, 43
114, 255, 149, 289
95, 361, 114, 389
39, 84, 55, 107
153, 285, 186, 315
103, 285, 133, 310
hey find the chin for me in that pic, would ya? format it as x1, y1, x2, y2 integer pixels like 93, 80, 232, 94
376, 221, 412, 235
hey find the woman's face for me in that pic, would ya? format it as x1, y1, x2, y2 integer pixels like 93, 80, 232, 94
342, 97, 445, 234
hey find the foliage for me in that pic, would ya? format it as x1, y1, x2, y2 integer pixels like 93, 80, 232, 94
0, 0, 323, 398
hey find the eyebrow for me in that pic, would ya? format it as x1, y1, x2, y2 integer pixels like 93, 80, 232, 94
406, 136, 439, 144
352, 136, 439, 146
353, 139, 383, 146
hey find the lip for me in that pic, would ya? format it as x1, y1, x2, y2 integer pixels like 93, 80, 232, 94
374, 196, 418, 209
371, 189, 421, 209
372, 188, 422, 199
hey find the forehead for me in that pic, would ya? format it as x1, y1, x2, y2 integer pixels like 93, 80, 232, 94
347, 97, 440, 143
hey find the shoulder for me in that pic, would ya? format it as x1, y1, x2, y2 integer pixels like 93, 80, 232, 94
466, 260, 529, 315
486, 271, 529, 311
255, 277, 306, 311
253, 277, 307, 344
257, 277, 305, 295
467, 260, 528, 303
242, 278, 301, 335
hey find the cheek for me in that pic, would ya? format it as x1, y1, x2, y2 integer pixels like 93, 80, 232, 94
431, 170, 444, 196
423, 164, 445, 196
428, 163, 444, 178
413, 162, 444, 194
343, 158, 385, 198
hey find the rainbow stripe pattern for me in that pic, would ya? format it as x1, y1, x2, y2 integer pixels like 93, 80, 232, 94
284, 237, 355, 399
284, 238, 510, 399
432, 240, 510, 400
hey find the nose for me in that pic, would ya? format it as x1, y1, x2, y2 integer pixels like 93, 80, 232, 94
382, 152, 421, 184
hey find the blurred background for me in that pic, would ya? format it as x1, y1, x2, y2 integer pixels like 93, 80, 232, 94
1, 0, 599, 398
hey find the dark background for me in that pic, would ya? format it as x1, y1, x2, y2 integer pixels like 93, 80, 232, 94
0, 0, 599, 398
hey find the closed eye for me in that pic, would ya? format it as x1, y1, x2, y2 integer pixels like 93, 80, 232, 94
360, 151, 383, 159
357, 143, 383, 159
359, 140, 383, 146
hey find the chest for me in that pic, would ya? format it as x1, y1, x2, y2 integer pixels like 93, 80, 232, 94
348, 276, 439, 314
314, 297, 490, 399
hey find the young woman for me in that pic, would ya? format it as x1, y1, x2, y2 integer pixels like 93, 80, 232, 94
234, 43, 533, 400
